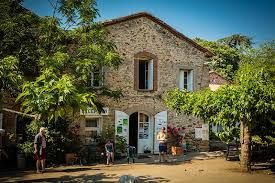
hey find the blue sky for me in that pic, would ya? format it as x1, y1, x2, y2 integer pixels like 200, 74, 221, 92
23, 0, 275, 45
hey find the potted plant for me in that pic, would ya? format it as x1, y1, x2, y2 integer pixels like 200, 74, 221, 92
167, 126, 184, 156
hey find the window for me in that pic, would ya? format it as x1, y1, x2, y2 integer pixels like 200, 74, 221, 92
85, 118, 101, 132
91, 67, 103, 87
84, 117, 102, 144
134, 51, 157, 91
85, 119, 98, 127
179, 69, 193, 91
138, 60, 153, 90
138, 113, 149, 139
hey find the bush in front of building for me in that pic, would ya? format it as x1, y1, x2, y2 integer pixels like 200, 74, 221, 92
18, 118, 81, 166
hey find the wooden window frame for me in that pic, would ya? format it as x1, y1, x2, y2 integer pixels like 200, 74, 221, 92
134, 51, 158, 91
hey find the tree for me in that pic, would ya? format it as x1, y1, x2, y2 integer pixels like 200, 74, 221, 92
194, 34, 253, 80
11, 0, 122, 162
17, 0, 122, 123
194, 38, 241, 80
217, 34, 253, 51
165, 62, 275, 171
0, 0, 40, 76
0, 56, 23, 127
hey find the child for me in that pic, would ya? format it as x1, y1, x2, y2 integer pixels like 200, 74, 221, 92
105, 140, 114, 165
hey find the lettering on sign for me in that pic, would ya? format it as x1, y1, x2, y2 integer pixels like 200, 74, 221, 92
80, 107, 109, 116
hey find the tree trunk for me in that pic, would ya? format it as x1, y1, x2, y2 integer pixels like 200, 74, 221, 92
240, 119, 251, 172
0, 91, 3, 129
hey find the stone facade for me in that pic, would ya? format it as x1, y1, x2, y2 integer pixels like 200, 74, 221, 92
79, 13, 212, 152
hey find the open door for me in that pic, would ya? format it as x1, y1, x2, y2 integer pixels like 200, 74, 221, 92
115, 111, 129, 143
154, 111, 167, 154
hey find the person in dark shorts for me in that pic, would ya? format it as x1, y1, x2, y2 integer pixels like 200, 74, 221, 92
105, 140, 114, 165
34, 127, 47, 173
157, 127, 168, 162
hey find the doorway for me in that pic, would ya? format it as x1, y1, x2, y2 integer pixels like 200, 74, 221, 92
129, 112, 153, 154
129, 112, 138, 150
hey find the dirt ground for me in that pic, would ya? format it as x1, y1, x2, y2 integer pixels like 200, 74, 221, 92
0, 157, 274, 183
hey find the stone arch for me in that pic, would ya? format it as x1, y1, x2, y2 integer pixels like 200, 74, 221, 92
124, 104, 155, 116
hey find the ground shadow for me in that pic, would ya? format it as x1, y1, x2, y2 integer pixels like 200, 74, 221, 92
13, 173, 170, 183
47, 167, 100, 173
0, 167, 99, 183
138, 175, 170, 182
17, 173, 119, 183
251, 163, 275, 174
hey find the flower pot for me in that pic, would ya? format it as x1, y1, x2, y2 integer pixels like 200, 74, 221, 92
65, 153, 76, 165
17, 153, 26, 169
171, 146, 183, 156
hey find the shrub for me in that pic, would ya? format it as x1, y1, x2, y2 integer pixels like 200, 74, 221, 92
167, 126, 183, 147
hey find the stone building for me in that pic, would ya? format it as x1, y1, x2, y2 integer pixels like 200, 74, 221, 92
78, 12, 213, 153
209, 71, 230, 91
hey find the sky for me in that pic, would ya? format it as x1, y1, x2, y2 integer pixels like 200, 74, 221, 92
23, 0, 275, 45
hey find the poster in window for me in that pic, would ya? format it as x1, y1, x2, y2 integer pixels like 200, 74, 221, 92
139, 128, 144, 133
144, 123, 149, 133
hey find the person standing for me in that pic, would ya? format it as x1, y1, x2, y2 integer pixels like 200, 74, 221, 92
157, 127, 168, 162
105, 139, 114, 165
34, 127, 47, 173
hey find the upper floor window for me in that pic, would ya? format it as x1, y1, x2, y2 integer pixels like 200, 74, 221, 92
139, 60, 153, 90
134, 51, 158, 91
91, 67, 103, 87
179, 69, 193, 91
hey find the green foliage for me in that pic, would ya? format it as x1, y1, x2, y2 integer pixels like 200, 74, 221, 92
10, 0, 123, 165
195, 37, 241, 80
58, 0, 99, 26
115, 135, 127, 155
17, 141, 33, 154
217, 126, 239, 144
165, 61, 275, 144
0, 0, 40, 76
0, 56, 22, 93
16, 0, 123, 123
217, 34, 253, 51
0, 56, 23, 111
241, 40, 275, 82
19, 118, 79, 164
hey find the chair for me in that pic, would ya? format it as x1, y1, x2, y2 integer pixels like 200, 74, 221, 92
127, 145, 136, 164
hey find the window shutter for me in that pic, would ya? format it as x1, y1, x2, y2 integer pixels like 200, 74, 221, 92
134, 59, 139, 90
153, 59, 158, 91
148, 60, 154, 90
179, 70, 184, 90
188, 70, 193, 91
